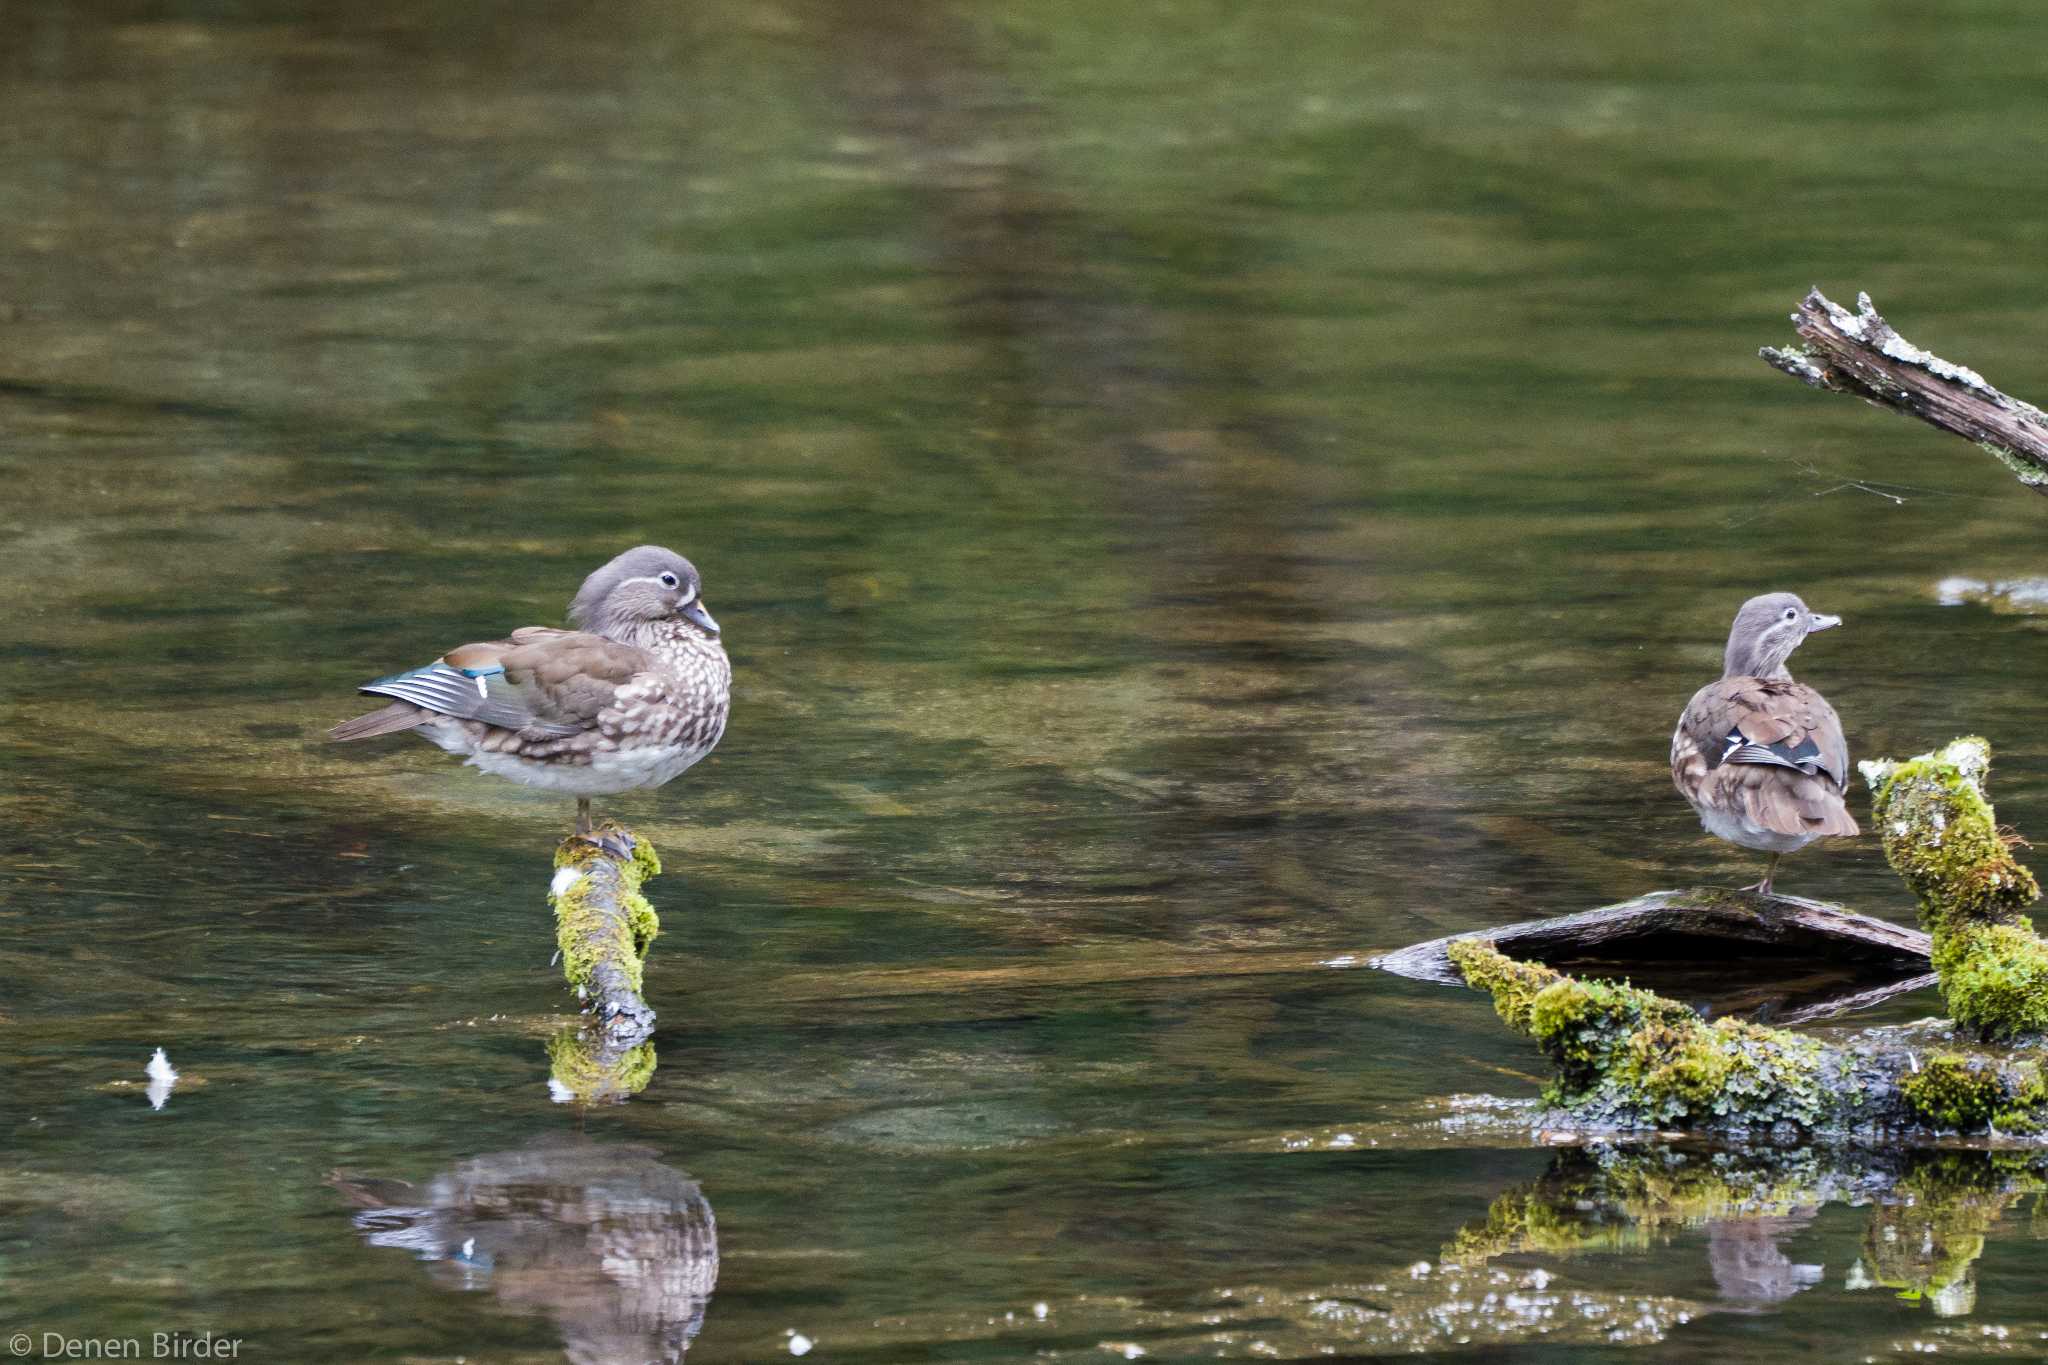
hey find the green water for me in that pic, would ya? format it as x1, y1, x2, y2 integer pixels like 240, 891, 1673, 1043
6, 1, 2048, 1359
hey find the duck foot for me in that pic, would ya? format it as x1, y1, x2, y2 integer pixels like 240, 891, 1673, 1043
1738, 854, 1782, 901
572, 823, 636, 861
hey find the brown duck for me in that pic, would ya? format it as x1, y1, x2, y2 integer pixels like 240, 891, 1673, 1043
330, 546, 731, 843
1670, 592, 1858, 894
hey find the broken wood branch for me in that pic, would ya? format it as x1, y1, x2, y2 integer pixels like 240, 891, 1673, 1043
1372, 888, 1931, 1025
1760, 289, 2048, 494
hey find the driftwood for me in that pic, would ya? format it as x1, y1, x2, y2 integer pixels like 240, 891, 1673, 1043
1760, 288, 2048, 493
1372, 888, 1932, 1024
549, 830, 662, 1045
1418, 740, 2048, 1137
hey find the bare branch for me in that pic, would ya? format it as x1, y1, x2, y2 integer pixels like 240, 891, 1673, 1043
1761, 289, 2048, 495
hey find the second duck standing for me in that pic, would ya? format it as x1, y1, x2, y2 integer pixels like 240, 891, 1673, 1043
1671, 592, 1859, 895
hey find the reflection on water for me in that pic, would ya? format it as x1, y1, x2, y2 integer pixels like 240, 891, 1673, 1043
333, 1140, 717, 1363
1447, 1145, 2048, 1326
547, 1028, 658, 1106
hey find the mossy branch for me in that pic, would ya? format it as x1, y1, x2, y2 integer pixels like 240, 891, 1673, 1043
1450, 937, 2047, 1136
1863, 737, 2046, 1040
1444, 736, 2048, 1134
550, 828, 663, 1043
1761, 289, 2048, 495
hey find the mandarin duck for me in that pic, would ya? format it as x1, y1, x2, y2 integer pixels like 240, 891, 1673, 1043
1670, 592, 1859, 895
330, 546, 730, 843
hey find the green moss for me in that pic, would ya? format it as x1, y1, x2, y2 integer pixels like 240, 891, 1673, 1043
546, 1027, 657, 1104
1618, 1024, 1732, 1110
1901, 1052, 2048, 1134
1865, 737, 2038, 933
1866, 739, 2046, 1040
1448, 938, 1838, 1129
1446, 938, 1562, 1035
1903, 1053, 2002, 1129
1932, 922, 2048, 1040
550, 832, 662, 997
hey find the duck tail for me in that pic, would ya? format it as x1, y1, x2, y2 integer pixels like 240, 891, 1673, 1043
328, 701, 427, 742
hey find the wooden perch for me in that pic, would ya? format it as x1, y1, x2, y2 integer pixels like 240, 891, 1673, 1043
1760, 288, 2048, 493
1373, 888, 1932, 1025
550, 830, 662, 1045
1422, 739, 2048, 1137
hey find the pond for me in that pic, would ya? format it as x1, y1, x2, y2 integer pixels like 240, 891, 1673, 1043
5, 1, 2048, 1360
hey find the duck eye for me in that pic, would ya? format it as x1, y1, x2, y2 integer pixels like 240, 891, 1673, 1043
659, 572, 680, 589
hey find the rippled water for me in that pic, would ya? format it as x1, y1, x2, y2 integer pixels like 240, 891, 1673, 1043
6, 2, 2048, 1360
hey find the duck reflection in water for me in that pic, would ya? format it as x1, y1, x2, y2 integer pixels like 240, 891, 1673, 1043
1444, 1146, 2043, 1323
331, 1137, 717, 1363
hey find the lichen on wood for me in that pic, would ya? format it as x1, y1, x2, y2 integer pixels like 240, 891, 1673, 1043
1760, 289, 2048, 494
549, 827, 662, 1043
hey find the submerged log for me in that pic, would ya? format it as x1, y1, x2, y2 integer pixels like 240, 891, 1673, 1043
1438, 740, 2048, 1136
549, 829, 662, 1045
1760, 288, 2048, 494
1372, 888, 1932, 1024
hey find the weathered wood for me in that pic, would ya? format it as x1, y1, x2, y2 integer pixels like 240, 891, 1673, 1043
1372, 887, 1931, 1023
1760, 288, 2048, 494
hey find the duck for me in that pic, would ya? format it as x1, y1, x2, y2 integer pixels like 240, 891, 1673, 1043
330, 546, 730, 844
1670, 592, 1858, 895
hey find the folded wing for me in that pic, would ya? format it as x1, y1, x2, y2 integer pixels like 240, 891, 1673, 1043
1671, 676, 1859, 839
330, 630, 652, 741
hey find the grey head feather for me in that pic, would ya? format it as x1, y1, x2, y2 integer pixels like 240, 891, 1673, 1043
1722, 591, 1841, 680
568, 545, 705, 638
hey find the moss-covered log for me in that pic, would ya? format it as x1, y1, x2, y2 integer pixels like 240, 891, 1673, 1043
1760, 289, 2048, 494
1452, 938, 2048, 1135
1862, 737, 2046, 1040
1444, 737, 2048, 1136
549, 828, 662, 1043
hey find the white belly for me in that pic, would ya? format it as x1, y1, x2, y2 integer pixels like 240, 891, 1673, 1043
413, 718, 713, 796
1695, 800, 1819, 855
462, 745, 708, 796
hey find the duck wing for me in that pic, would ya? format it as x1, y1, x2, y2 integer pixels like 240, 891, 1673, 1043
337, 631, 652, 739
1671, 676, 1858, 838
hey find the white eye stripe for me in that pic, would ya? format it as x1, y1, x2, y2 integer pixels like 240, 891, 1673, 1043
623, 572, 693, 595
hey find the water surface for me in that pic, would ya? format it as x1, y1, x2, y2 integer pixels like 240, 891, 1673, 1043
6, 2, 2048, 1360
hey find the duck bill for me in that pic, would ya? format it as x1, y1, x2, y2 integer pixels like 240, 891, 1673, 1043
1808, 612, 1841, 632
682, 600, 721, 636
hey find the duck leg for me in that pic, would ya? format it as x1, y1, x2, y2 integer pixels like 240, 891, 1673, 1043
570, 797, 635, 860
1741, 852, 1782, 898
